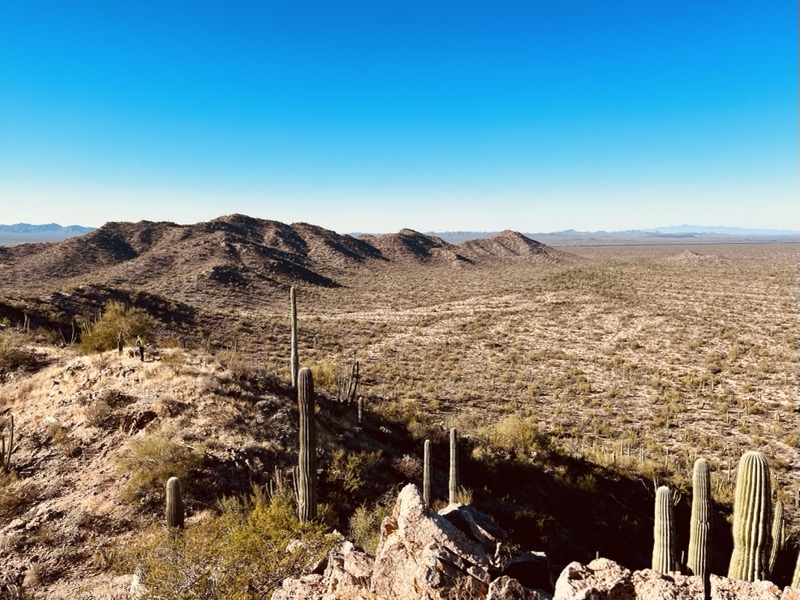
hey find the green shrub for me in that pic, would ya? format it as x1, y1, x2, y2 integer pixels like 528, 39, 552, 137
348, 501, 392, 555
78, 301, 155, 354
114, 487, 334, 599
113, 429, 203, 503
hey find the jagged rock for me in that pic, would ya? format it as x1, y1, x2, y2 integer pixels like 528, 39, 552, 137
553, 558, 792, 600
273, 484, 547, 600
554, 559, 634, 599
370, 484, 493, 599
272, 537, 374, 600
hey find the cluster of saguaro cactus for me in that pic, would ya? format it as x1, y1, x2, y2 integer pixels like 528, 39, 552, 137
297, 367, 317, 522
687, 458, 712, 581
165, 476, 185, 529
652, 485, 676, 573
290, 286, 299, 388
448, 428, 458, 505
728, 451, 772, 582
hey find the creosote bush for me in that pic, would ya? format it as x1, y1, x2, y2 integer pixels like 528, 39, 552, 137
78, 301, 154, 354
113, 429, 203, 503
113, 486, 334, 599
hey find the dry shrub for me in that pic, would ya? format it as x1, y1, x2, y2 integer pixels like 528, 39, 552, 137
113, 429, 203, 503
113, 487, 334, 598
0, 330, 39, 372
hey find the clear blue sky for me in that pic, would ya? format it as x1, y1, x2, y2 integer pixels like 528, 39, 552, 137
1, 1, 797, 233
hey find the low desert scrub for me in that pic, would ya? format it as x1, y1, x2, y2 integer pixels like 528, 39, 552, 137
0, 329, 39, 373
348, 501, 392, 554
113, 487, 334, 599
113, 428, 203, 503
78, 300, 154, 354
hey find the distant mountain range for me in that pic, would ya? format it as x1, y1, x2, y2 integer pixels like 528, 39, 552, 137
1, 222, 799, 247
0, 223, 95, 244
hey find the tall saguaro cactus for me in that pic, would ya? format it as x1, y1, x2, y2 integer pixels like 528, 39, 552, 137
792, 548, 800, 589
290, 286, 299, 388
448, 428, 458, 505
165, 476, 185, 529
297, 367, 317, 522
687, 458, 712, 581
423, 439, 431, 508
652, 485, 676, 573
728, 451, 772, 582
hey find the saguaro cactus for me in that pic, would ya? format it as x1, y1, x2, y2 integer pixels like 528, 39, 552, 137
768, 500, 784, 578
792, 548, 800, 589
728, 451, 772, 581
687, 458, 712, 580
652, 485, 676, 573
448, 428, 458, 505
297, 367, 317, 522
165, 476, 185, 529
290, 286, 299, 388
423, 439, 431, 508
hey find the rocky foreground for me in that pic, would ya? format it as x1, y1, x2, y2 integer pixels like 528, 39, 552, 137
272, 484, 798, 600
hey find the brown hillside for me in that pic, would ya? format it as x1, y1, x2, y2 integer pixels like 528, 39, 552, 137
358, 229, 473, 267
458, 230, 578, 264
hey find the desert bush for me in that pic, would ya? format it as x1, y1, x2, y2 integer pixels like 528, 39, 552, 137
78, 301, 154, 354
0, 329, 38, 372
348, 501, 393, 555
113, 429, 203, 503
114, 486, 334, 599
327, 449, 382, 493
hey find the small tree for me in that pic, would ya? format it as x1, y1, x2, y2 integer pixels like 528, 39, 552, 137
78, 301, 154, 353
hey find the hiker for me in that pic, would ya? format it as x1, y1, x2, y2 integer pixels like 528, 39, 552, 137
136, 335, 144, 361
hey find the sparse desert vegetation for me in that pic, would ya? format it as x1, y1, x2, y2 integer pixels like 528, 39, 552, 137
0, 217, 797, 597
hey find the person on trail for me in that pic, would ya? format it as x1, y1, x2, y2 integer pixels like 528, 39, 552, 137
136, 335, 144, 362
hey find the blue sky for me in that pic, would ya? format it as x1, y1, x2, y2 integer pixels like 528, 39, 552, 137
1, 1, 797, 233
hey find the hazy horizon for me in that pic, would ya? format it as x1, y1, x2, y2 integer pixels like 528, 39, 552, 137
2, 2, 797, 234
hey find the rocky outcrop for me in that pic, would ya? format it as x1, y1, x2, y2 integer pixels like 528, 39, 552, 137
273, 484, 552, 599
553, 558, 799, 600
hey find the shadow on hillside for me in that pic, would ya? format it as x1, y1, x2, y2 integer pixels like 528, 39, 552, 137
174, 372, 762, 585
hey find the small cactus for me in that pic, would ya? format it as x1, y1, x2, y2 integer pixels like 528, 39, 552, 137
165, 476, 184, 529
792, 548, 800, 589
290, 287, 299, 388
297, 367, 317, 522
423, 439, 431, 508
0, 415, 17, 473
448, 428, 458, 505
652, 485, 676, 573
687, 458, 712, 581
728, 451, 772, 582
